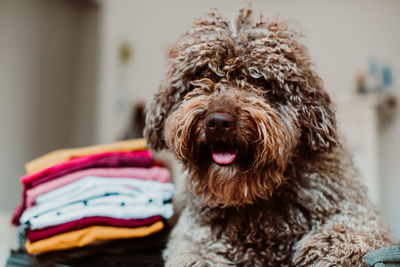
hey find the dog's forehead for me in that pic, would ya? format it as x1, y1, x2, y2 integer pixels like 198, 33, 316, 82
168, 15, 312, 97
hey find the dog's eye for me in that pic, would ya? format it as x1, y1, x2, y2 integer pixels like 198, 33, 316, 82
249, 77, 270, 89
246, 77, 288, 105
186, 66, 223, 93
191, 65, 221, 84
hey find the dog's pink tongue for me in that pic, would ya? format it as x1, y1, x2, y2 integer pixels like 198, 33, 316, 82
212, 150, 237, 165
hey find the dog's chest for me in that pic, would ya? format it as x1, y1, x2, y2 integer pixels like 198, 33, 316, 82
201, 202, 312, 266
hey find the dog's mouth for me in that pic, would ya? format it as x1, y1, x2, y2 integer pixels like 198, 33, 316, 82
211, 142, 237, 165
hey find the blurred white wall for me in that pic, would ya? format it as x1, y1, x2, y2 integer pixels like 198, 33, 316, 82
0, 0, 99, 212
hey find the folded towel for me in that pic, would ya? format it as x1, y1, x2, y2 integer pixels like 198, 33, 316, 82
27, 215, 161, 242
25, 139, 147, 175
21, 198, 173, 229
22, 150, 152, 187
25, 221, 164, 254
21, 178, 174, 224
33, 228, 169, 266
26, 167, 170, 207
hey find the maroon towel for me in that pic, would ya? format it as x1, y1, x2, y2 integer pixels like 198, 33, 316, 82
27, 216, 161, 242
12, 151, 155, 226
25, 151, 154, 187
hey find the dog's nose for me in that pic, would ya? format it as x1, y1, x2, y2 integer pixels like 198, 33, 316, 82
205, 113, 235, 136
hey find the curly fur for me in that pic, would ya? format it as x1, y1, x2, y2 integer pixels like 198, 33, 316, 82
144, 8, 396, 266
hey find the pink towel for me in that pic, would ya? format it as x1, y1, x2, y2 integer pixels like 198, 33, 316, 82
25, 167, 170, 207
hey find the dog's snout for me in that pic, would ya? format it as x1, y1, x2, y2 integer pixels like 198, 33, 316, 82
205, 113, 235, 136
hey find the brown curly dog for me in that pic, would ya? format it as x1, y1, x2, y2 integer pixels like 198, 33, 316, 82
144, 8, 396, 266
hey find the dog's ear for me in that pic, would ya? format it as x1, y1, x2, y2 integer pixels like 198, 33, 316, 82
144, 87, 172, 151
144, 43, 184, 150
144, 65, 188, 151
299, 75, 339, 153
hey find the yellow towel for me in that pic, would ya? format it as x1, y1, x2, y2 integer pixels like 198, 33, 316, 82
25, 221, 163, 254
25, 139, 147, 175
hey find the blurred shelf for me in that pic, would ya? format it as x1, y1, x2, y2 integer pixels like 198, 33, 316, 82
334, 90, 398, 208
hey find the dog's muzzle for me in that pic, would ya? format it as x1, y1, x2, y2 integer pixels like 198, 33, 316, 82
204, 112, 238, 165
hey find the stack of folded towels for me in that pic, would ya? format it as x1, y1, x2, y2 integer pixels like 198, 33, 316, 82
11, 139, 173, 260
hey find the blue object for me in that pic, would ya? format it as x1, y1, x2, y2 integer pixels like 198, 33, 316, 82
363, 245, 400, 266
382, 65, 393, 89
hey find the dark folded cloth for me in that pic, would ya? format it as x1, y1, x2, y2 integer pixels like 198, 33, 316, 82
6, 250, 69, 267
50, 250, 164, 267
7, 227, 168, 267
33, 226, 169, 266
6, 249, 164, 267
